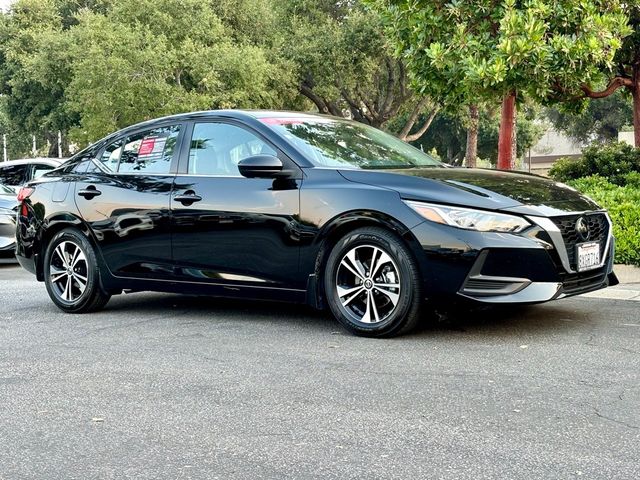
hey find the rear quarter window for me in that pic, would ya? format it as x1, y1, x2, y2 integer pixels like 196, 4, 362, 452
30, 163, 56, 180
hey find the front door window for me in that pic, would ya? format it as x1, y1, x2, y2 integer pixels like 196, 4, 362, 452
188, 123, 277, 176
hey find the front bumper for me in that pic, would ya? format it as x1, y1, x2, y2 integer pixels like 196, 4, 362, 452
409, 211, 617, 305
457, 240, 617, 304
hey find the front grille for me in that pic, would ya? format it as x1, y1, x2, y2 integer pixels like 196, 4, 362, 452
551, 213, 608, 270
560, 267, 608, 296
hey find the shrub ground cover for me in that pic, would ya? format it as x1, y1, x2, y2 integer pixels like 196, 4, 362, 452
568, 175, 640, 266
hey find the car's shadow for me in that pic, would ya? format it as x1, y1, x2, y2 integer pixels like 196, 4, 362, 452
102, 292, 587, 339
413, 303, 587, 338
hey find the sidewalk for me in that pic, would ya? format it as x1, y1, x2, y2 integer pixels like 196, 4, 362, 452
582, 264, 640, 301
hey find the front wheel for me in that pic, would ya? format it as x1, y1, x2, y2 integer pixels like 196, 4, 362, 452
43, 228, 111, 313
323, 227, 423, 337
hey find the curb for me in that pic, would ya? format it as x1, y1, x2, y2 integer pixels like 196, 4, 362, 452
614, 264, 640, 284
581, 265, 640, 301
582, 287, 640, 301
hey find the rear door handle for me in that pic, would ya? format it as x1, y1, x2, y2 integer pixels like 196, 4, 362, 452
78, 186, 102, 199
174, 192, 202, 205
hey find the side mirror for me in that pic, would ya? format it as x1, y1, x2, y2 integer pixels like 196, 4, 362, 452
238, 155, 284, 179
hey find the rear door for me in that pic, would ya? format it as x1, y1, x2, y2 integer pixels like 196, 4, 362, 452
170, 120, 303, 289
74, 123, 184, 278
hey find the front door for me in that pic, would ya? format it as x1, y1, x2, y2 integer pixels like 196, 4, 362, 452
74, 123, 183, 278
171, 121, 302, 290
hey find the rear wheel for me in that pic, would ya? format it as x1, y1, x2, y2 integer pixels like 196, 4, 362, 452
44, 229, 110, 313
323, 227, 422, 337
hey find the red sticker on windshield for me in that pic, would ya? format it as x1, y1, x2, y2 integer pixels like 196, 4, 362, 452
138, 138, 156, 156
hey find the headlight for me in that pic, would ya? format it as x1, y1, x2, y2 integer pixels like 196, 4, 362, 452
404, 200, 530, 233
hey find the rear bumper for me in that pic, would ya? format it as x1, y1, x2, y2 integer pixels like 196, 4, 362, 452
0, 242, 16, 256
0, 215, 16, 253
16, 253, 37, 275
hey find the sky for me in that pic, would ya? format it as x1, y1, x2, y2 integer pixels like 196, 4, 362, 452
0, 0, 12, 13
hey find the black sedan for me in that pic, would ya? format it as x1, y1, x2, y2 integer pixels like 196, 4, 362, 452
15, 111, 618, 337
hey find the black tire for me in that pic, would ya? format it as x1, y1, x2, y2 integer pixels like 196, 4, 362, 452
43, 228, 111, 313
323, 227, 422, 337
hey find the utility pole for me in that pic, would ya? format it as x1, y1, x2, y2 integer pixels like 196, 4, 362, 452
58, 131, 62, 159
32, 135, 37, 157
2, 134, 6, 162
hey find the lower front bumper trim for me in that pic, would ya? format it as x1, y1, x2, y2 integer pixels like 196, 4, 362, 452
458, 281, 562, 304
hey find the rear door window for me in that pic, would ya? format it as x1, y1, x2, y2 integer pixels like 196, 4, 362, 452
118, 125, 181, 174
0, 164, 28, 186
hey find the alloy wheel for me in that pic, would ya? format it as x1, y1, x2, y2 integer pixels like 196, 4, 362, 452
49, 241, 88, 303
335, 244, 401, 324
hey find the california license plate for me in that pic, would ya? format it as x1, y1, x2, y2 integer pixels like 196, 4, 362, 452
576, 242, 600, 272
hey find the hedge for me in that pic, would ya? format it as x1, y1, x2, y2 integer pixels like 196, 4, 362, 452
549, 141, 640, 186
568, 174, 640, 266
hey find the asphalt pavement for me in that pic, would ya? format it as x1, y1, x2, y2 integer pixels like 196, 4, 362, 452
0, 264, 639, 480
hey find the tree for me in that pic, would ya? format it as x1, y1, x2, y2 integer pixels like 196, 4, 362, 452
564, 5, 640, 147
279, 0, 438, 141
0, 0, 77, 155
547, 90, 633, 143
69, 0, 301, 143
0, 95, 36, 159
0, 0, 297, 146
465, 105, 479, 168
368, 0, 630, 169
410, 105, 543, 166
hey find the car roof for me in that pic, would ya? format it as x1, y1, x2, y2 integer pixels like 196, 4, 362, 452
0, 158, 63, 167
131, 109, 330, 123
61, 110, 345, 160
101, 110, 334, 139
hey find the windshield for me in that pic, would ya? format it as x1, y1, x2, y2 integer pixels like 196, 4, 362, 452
261, 117, 442, 169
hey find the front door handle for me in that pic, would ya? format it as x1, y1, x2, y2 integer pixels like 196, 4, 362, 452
78, 186, 102, 199
174, 191, 202, 206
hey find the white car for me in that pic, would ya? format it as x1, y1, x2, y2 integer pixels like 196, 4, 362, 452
0, 184, 17, 260
0, 158, 62, 193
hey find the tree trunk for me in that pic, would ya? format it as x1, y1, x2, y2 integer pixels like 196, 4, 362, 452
465, 104, 479, 168
497, 91, 516, 170
633, 80, 640, 148
398, 97, 429, 140
511, 110, 517, 168
401, 107, 439, 142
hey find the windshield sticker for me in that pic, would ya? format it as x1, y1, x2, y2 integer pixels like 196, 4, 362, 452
138, 137, 156, 156
139, 137, 166, 157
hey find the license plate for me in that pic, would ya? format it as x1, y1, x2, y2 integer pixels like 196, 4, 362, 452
576, 242, 600, 272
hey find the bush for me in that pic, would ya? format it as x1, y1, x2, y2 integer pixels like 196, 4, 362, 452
549, 141, 640, 186
568, 175, 640, 266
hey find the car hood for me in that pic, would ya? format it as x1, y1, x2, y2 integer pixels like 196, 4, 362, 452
338, 167, 601, 216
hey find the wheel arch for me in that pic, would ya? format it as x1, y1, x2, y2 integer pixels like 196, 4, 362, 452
35, 214, 99, 281
307, 210, 425, 309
